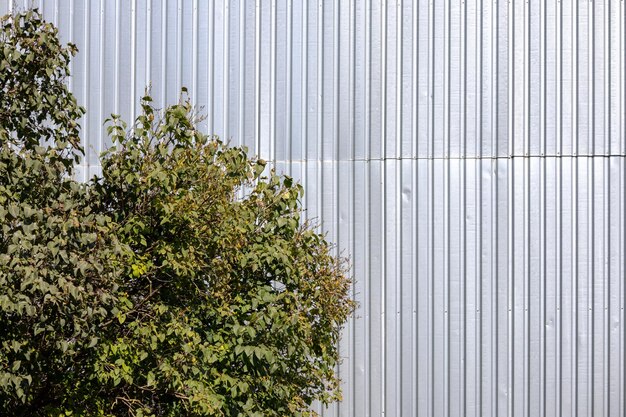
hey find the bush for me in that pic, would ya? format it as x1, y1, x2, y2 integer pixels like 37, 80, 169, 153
0, 10, 354, 417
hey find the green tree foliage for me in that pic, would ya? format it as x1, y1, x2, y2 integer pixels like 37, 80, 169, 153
0, 9, 354, 417
0, 10, 122, 414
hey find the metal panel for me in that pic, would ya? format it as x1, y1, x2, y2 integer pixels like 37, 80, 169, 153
2, 1, 625, 416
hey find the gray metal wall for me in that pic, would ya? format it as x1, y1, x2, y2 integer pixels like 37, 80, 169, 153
2, 1, 625, 416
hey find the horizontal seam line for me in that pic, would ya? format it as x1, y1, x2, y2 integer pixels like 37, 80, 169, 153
267, 155, 626, 163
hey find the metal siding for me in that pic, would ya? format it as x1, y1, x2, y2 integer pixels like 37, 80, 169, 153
2, 1, 625, 416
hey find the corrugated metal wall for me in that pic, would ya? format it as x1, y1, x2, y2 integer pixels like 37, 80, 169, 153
2, 1, 625, 416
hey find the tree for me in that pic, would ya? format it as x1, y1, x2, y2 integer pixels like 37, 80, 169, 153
0, 10, 354, 416
0, 9, 122, 415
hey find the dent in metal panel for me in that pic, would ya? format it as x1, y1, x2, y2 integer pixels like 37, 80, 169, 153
399, 158, 416, 416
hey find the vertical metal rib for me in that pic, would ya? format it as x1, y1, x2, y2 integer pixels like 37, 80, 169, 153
26, 2, 626, 415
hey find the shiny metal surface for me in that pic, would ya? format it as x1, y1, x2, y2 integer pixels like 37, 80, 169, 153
2, 1, 625, 416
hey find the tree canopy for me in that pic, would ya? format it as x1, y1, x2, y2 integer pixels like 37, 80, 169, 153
0, 10, 354, 417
